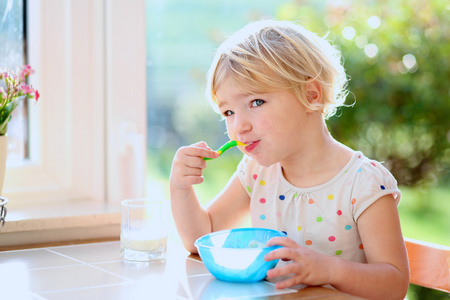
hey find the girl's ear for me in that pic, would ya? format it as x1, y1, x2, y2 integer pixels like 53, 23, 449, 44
306, 80, 322, 105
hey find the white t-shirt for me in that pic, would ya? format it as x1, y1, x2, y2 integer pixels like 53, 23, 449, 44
236, 151, 401, 263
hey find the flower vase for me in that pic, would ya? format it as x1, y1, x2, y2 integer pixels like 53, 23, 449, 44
0, 135, 6, 195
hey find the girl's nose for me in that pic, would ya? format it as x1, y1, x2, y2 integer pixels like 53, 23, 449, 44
233, 113, 252, 134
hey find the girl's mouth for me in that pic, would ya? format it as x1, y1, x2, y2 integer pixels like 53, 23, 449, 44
244, 141, 259, 152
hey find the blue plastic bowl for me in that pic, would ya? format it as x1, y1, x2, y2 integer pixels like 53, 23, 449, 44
194, 228, 286, 283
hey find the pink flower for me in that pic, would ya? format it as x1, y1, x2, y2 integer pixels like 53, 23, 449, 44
19, 65, 35, 79
0, 65, 40, 135
19, 82, 34, 95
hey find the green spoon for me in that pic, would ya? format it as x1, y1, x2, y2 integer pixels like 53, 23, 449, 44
203, 140, 247, 160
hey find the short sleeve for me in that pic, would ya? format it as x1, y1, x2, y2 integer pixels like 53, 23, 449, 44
351, 160, 401, 222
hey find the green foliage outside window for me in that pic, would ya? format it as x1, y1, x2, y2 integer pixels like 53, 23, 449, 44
277, 0, 449, 187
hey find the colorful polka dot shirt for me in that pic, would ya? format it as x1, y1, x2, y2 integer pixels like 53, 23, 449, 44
237, 151, 401, 263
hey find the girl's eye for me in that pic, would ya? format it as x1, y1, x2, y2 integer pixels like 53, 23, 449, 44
251, 99, 265, 107
223, 110, 234, 117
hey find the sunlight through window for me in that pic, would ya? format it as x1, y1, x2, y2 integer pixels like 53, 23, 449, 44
364, 43, 378, 58
342, 26, 356, 40
402, 54, 418, 72
367, 16, 381, 29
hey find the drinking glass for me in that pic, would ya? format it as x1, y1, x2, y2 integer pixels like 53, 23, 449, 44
121, 199, 169, 261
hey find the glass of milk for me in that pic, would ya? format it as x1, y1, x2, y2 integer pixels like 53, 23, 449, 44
121, 199, 169, 261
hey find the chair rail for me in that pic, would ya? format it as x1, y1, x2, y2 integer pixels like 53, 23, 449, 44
405, 237, 450, 293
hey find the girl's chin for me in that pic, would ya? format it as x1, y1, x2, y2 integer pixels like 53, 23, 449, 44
250, 155, 277, 167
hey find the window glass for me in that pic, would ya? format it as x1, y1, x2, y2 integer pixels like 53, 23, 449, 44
146, 0, 290, 201
0, 0, 27, 162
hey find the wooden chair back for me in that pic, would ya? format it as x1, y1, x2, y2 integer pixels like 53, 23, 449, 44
405, 237, 450, 292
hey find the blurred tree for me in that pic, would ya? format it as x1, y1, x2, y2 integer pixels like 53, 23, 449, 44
278, 0, 450, 186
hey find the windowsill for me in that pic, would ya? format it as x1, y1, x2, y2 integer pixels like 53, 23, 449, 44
0, 199, 121, 249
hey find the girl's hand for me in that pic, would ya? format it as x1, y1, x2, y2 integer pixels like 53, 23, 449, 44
264, 237, 335, 289
170, 141, 219, 190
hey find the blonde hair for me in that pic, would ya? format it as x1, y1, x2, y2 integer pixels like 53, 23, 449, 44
205, 20, 348, 119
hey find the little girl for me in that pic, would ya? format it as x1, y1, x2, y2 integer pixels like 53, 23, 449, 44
170, 20, 410, 299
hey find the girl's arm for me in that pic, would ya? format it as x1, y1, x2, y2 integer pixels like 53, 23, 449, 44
170, 142, 250, 253
330, 194, 410, 299
170, 142, 217, 253
265, 194, 410, 300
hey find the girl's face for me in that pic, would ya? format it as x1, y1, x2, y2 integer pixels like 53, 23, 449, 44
215, 77, 317, 167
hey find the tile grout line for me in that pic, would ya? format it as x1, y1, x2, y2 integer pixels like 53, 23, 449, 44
0, 247, 47, 254
185, 257, 204, 263
28, 263, 83, 271
28, 291, 48, 300
45, 248, 133, 283
46, 241, 120, 249
0, 241, 120, 254
26, 260, 123, 271
186, 274, 212, 278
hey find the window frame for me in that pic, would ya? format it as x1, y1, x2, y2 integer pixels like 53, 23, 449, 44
4, 0, 146, 205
